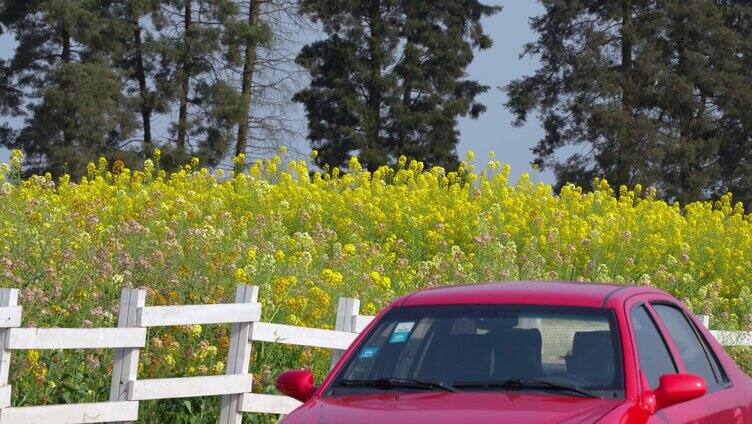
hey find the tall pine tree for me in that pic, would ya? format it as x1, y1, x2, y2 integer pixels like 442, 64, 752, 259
715, 2, 752, 207
106, 0, 163, 149
506, 0, 752, 205
227, 0, 268, 157
294, 0, 500, 171
0, 0, 138, 175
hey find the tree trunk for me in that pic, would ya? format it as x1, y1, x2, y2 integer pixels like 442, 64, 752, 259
618, 0, 634, 186
177, 0, 192, 152
620, 1, 634, 111
399, 71, 411, 152
676, 39, 695, 204
367, 0, 382, 160
399, 3, 415, 155
61, 23, 73, 147
133, 22, 152, 145
235, 0, 261, 158
61, 27, 71, 64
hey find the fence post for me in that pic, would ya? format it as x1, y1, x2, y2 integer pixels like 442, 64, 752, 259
219, 285, 259, 424
108, 288, 146, 424
330, 298, 360, 369
696, 314, 710, 329
0, 288, 18, 412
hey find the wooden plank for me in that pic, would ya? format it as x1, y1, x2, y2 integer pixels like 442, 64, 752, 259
253, 322, 357, 350
137, 303, 261, 327
0, 385, 10, 409
108, 288, 146, 424
128, 374, 252, 401
0, 307, 21, 329
6, 328, 146, 350
330, 298, 359, 368
219, 285, 259, 424
352, 315, 375, 333
0, 401, 139, 424
711, 330, 752, 347
240, 393, 301, 415
0, 289, 18, 387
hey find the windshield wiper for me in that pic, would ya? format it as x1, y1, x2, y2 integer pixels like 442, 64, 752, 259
340, 377, 459, 393
453, 378, 600, 399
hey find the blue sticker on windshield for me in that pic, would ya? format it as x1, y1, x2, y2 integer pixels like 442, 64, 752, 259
389, 332, 409, 343
358, 346, 379, 359
389, 322, 414, 343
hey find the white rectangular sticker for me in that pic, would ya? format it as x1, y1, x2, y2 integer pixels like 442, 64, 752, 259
394, 322, 415, 333
389, 322, 415, 343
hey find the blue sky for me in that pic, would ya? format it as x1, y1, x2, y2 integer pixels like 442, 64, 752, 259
0, 0, 549, 182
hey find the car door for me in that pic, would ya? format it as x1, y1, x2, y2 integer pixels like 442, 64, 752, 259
626, 301, 679, 424
648, 300, 740, 423
624, 295, 735, 424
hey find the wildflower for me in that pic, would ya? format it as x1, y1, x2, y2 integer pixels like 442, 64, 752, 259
246, 247, 257, 262
233, 154, 246, 169
235, 268, 249, 284
10, 149, 23, 173
274, 250, 285, 261
26, 350, 40, 364
1, 141, 752, 392
321, 268, 343, 286
84, 354, 101, 371
189, 324, 202, 338
348, 156, 362, 172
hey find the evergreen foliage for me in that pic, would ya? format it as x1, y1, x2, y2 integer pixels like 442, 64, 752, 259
0, 0, 138, 175
294, 0, 500, 170
0, 0, 282, 174
506, 0, 752, 206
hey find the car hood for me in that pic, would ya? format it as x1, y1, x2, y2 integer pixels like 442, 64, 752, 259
282, 392, 623, 424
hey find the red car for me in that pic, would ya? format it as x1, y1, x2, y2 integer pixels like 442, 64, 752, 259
276, 282, 752, 423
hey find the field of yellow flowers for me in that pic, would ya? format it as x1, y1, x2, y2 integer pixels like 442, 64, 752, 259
1, 149, 751, 422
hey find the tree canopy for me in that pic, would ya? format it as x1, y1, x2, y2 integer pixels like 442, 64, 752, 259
506, 0, 752, 206
0, 0, 290, 176
294, 0, 500, 171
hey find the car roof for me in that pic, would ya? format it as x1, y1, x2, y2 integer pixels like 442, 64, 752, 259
397, 281, 668, 309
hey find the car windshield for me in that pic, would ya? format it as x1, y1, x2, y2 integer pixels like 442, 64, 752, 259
328, 304, 624, 399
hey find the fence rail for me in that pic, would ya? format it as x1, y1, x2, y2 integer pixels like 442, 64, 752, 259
1, 401, 140, 424
0, 285, 747, 423
5, 328, 147, 350
711, 330, 752, 347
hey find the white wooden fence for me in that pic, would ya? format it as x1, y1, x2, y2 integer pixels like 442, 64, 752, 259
0, 285, 748, 424
0, 286, 376, 424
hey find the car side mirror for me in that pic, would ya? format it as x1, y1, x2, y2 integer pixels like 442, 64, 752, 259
276, 370, 316, 402
654, 374, 707, 411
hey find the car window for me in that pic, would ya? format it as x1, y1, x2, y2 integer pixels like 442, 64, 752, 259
330, 304, 624, 399
631, 305, 677, 389
652, 303, 728, 391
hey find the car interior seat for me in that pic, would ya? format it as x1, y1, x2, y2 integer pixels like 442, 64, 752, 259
566, 330, 615, 387
416, 320, 494, 383
493, 328, 543, 380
